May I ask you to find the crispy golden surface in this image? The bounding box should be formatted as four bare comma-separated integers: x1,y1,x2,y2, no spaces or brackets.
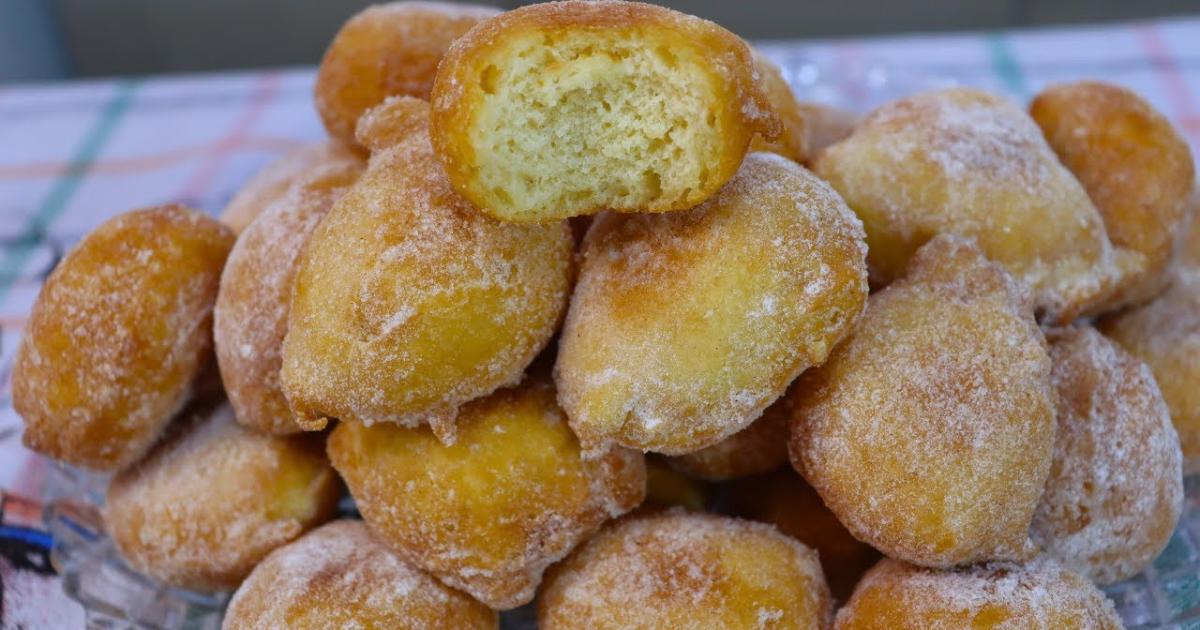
749,51,809,164
667,395,790,481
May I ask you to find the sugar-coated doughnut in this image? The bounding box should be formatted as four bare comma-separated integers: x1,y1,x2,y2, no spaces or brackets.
538,509,833,629
13,205,233,471
103,401,340,592
223,520,497,630
314,1,499,147
749,51,809,164
1033,325,1182,584
667,395,790,481
215,154,364,434
281,97,573,442
799,101,856,162
1177,191,1200,274
556,153,867,456
815,87,1117,323
429,0,779,222
644,456,710,510
327,375,644,609
791,235,1054,568
834,557,1122,629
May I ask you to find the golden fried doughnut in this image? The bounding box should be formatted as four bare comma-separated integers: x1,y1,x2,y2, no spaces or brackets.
749,51,809,164
834,557,1122,629
13,205,233,471
791,235,1054,568
223,520,497,629
1033,325,1182,584
1032,81,1195,310
429,0,779,222
729,469,881,602
327,375,644,609
215,155,364,434
556,153,867,456
1177,191,1200,273
667,395,790,481
1100,274,1200,472
644,456,710,510
538,510,833,629
815,87,1117,322
314,1,499,146
219,141,364,235
799,101,856,162
281,97,573,442
103,401,340,592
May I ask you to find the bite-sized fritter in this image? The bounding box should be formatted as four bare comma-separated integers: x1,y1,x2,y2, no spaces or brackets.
667,395,791,481
749,51,809,164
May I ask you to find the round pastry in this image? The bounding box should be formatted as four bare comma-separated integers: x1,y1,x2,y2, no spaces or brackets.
814,87,1117,323
215,155,364,434
791,235,1055,568
749,51,809,164
667,395,791,481
281,96,573,442
103,401,340,592
1033,325,1182,584
429,0,780,222
798,101,856,162
220,141,364,235
556,152,867,456
1031,80,1195,310
1177,192,1200,274
644,456,711,510
538,510,833,629
13,205,233,471
223,520,497,630
834,557,1122,629
314,1,499,146
327,375,644,610
729,469,881,602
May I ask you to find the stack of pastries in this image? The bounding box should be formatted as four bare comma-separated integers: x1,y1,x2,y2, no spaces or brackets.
12,1,1197,628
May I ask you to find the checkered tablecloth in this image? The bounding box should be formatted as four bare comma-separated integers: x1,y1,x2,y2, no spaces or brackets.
1,15,1199,627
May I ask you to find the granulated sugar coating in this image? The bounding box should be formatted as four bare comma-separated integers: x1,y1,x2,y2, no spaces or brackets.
790,235,1055,568
12,205,233,471
327,375,644,610
667,394,791,481
835,556,1122,629
814,87,1118,323
1034,325,1183,585
280,96,573,444
556,152,867,456
538,509,832,629
222,520,497,630
214,156,364,435
103,401,341,593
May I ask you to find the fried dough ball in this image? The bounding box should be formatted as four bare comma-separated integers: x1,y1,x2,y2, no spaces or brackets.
1033,325,1182,585
215,156,364,434
223,520,497,630
13,205,233,471
556,153,867,456
219,141,364,235
103,401,340,592
538,510,833,629
667,395,790,481
791,235,1054,568
1100,274,1200,471
799,101,856,162
834,557,1122,629
281,97,573,442
327,375,644,609
429,0,780,222
729,469,881,602
814,87,1117,323
749,51,808,164
644,456,710,510
314,1,499,146
1177,191,1200,273
1032,81,1195,310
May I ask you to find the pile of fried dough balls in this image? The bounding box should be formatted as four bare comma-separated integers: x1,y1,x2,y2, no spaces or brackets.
12,1,1199,628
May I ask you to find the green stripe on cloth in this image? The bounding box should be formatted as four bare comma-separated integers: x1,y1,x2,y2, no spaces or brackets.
0,80,139,304
985,33,1029,98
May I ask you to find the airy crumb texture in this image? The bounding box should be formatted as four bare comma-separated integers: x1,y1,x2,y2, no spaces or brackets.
748,51,809,164
538,509,833,629
223,520,497,630
1034,325,1183,585
13,205,233,471
103,401,340,593
556,153,867,456
280,96,573,443
667,395,791,481
327,375,645,610
1032,81,1195,312
835,557,1122,629
815,87,1117,323
314,1,499,146
430,0,779,222
791,235,1054,568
